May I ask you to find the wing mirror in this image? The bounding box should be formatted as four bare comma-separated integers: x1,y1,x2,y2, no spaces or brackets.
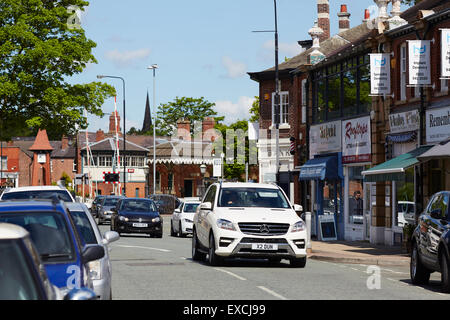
64,287,97,300
102,231,120,245
293,204,303,212
174,208,181,213
82,245,105,264
430,209,442,220
200,202,212,211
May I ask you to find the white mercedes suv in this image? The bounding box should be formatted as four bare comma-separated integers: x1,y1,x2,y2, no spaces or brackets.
192,182,307,267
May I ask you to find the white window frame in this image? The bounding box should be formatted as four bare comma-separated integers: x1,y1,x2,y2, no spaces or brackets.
441,78,449,93
400,43,407,101
272,91,289,125
1,156,8,171
301,79,307,124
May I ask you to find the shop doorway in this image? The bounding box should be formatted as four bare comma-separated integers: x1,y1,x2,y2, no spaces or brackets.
364,182,375,241
184,179,193,197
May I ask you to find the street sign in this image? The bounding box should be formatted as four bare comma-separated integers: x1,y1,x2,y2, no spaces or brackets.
213,158,222,177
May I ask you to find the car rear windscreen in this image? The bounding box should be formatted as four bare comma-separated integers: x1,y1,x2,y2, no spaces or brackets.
1,190,73,202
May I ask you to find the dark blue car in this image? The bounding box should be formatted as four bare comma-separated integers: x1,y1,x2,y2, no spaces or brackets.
110,198,162,238
0,200,104,293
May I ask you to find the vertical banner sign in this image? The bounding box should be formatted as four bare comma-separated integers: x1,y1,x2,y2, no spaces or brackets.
370,53,391,95
441,29,450,78
408,40,431,85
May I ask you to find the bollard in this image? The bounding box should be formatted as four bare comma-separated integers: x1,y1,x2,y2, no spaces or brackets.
305,211,312,252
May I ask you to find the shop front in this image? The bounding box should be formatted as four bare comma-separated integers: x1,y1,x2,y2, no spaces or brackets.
300,120,344,241
341,116,372,241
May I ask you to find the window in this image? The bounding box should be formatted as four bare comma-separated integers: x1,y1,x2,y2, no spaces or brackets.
203,185,217,207
312,54,370,124
156,172,161,192
400,43,407,101
348,166,364,225
442,78,449,92
0,156,6,171
272,92,289,124
301,79,307,124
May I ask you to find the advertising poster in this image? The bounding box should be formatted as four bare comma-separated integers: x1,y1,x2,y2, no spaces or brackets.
370,53,391,95
342,116,371,164
408,40,431,85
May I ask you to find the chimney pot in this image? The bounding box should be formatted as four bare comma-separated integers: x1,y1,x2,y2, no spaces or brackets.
340,4,347,13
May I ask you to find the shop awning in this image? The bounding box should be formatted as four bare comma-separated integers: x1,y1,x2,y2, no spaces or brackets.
417,139,450,162
299,156,338,181
362,145,433,182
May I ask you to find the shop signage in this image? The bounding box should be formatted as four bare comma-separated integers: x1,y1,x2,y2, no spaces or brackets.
408,40,431,85
389,110,420,134
342,116,371,164
426,106,450,143
369,53,391,95
309,120,341,159
441,29,450,78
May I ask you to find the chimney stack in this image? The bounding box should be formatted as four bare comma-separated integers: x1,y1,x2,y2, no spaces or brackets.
338,4,351,33
317,0,330,42
61,135,69,150
109,111,121,134
363,8,370,23
176,118,191,141
96,129,105,142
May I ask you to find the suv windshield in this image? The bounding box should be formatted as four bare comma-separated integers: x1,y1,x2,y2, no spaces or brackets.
0,240,41,300
0,212,75,262
1,190,73,202
218,188,290,209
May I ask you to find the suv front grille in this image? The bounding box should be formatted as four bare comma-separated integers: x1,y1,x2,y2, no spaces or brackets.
238,223,290,236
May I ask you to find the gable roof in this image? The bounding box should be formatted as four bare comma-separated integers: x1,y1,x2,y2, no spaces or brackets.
29,129,53,151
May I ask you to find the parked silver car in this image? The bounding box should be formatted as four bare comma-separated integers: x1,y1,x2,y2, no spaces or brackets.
97,196,125,225
66,202,119,300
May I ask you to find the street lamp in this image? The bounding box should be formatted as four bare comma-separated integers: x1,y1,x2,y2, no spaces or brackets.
147,64,158,195
97,75,127,196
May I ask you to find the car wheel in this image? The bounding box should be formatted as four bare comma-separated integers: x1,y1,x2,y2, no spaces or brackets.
208,233,223,266
440,252,450,293
178,222,184,238
170,220,176,237
290,257,306,268
192,229,206,261
410,241,430,285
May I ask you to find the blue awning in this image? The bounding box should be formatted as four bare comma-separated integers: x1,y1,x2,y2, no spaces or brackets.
298,156,338,181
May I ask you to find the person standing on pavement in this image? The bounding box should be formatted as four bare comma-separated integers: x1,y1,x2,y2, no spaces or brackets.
349,190,363,223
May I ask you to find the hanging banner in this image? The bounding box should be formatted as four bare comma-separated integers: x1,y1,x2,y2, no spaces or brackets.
441,29,450,78
369,53,391,95
342,116,371,164
408,40,431,85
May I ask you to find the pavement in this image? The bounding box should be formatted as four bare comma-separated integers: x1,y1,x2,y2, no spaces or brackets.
307,240,411,266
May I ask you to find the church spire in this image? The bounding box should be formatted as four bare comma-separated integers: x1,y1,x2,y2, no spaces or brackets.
142,91,152,132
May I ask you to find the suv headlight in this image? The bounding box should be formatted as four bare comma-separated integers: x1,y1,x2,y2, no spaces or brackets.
216,219,236,231
119,216,129,222
88,260,102,280
291,220,306,233
152,217,161,223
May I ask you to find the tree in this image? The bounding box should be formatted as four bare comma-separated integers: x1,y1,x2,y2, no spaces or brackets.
155,97,221,136
214,120,257,181
0,0,116,140
249,96,260,123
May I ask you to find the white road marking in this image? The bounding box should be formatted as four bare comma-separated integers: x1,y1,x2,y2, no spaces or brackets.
257,286,288,300
114,244,171,252
213,268,247,281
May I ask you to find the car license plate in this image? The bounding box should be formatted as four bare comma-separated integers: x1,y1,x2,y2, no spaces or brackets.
251,243,278,251
132,223,148,228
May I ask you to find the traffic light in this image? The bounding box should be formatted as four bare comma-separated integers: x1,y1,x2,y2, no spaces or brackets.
104,172,119,184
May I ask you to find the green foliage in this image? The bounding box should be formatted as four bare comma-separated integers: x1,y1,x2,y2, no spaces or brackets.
60,171,73,191
0,0,116,140
249,96,260,123
214,120,257,181
155,97,218,136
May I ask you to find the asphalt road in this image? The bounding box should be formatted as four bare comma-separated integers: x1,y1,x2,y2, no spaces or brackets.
100,216,450,301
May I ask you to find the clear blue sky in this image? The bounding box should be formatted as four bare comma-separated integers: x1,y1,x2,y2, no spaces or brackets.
70,0,410,132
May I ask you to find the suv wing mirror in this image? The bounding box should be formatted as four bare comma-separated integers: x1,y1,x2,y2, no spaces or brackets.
293,204,303,212
200,202,212,211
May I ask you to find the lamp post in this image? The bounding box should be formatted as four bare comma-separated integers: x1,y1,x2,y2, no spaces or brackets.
147,64,158,195
97,75,127,196
200,163,207,198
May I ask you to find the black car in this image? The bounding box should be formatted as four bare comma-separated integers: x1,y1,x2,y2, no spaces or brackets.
111,198,163,238
410,191,450,293
149,194,180,215
90,195,105,218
